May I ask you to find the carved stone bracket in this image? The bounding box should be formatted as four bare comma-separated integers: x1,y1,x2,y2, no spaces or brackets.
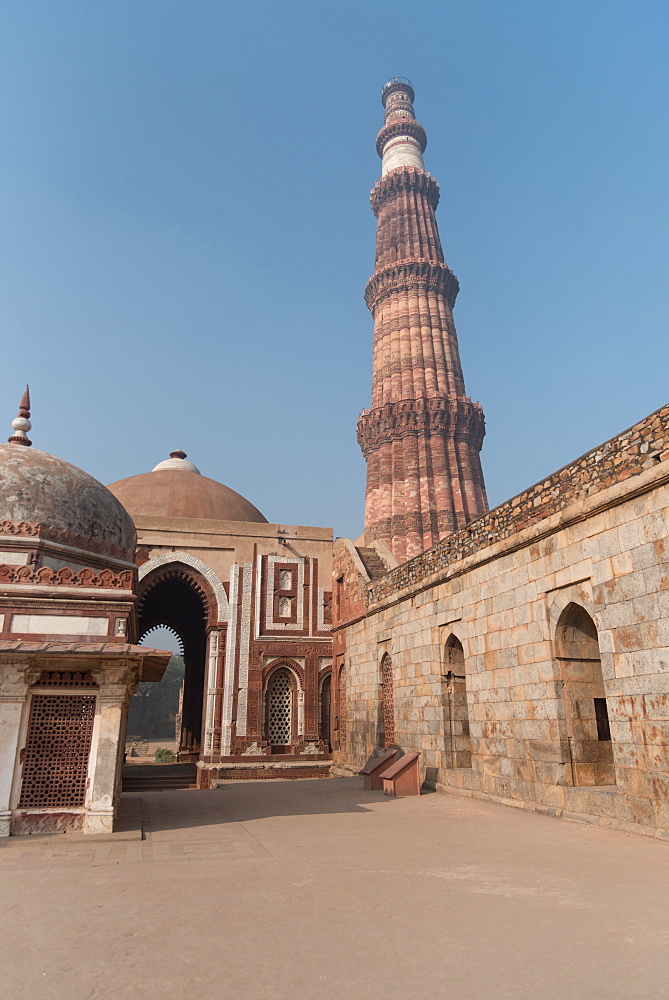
364,260,460,313
370,165,440,216
375,119,427,158
357,396,486,457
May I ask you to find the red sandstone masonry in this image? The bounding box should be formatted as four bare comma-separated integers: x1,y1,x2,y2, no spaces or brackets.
359,122,488,561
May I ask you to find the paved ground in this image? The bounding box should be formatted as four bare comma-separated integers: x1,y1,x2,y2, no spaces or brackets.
2,778,669,1000
124,738,178,763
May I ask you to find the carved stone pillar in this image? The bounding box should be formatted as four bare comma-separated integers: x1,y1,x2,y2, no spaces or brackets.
86,660,139,835
0,659,31,837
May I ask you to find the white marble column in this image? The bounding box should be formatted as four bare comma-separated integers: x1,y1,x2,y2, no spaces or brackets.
85,661,139,835
0,659,30,837
203,630,220,756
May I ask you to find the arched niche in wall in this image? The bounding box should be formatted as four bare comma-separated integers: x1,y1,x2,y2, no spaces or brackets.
556,603,616,787
381,653,395,748
443,634,472,769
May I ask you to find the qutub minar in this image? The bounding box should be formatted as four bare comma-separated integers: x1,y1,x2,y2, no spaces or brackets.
357,77,487,562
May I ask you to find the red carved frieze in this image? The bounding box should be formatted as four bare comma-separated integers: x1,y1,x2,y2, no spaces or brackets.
0,564,134,590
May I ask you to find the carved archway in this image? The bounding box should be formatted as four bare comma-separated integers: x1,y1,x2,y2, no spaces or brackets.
138,551,229,623
137,561,220,759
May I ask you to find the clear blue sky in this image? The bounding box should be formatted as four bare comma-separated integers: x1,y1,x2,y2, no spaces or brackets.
1,1,667,540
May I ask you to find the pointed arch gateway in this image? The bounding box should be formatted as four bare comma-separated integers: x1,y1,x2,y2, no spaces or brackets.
138,551,229,621
137,558,221,759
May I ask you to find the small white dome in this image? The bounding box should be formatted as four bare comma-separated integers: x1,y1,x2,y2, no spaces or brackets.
152,450,201,475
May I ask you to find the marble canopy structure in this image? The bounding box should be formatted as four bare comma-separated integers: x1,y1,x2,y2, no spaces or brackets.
0,391,170,836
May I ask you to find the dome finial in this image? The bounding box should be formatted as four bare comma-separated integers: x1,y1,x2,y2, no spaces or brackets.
152,451,201,474
8,385,32,447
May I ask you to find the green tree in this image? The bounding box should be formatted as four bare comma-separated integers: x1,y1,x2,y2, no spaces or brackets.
127,654,185,739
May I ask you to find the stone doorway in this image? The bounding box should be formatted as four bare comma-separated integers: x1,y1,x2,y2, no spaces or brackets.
136,565,214,762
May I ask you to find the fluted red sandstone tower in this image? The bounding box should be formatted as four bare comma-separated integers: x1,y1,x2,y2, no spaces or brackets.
357,78,488,562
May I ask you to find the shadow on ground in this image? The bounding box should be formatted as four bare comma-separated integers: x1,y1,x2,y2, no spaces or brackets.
119,776,399,833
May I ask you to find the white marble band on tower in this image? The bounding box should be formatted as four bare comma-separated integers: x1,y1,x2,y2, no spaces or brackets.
381,138,425,175
378,77,427,176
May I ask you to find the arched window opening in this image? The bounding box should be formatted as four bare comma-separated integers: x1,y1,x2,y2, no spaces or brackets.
381,654,395,748
556,603,616,786
320,674,332,751
265,668,296,751
443,636,472,769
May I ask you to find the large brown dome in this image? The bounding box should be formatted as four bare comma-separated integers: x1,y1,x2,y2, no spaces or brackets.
0,443,137,559
108,466,267,524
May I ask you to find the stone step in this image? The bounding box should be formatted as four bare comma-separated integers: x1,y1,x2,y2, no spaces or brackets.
123,781,197,791
356,547,388,580
121,762,197,792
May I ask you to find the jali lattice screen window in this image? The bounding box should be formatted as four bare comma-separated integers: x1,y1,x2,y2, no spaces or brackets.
19,693,96,808
268,670,293,745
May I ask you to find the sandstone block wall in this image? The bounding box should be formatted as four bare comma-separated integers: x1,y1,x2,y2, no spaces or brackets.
334,406,669,838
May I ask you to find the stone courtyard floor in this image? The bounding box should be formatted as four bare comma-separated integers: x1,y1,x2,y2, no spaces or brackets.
2,778,669,1000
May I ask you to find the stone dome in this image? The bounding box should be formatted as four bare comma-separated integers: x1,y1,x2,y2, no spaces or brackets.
108,456,267,524
0,443,137,559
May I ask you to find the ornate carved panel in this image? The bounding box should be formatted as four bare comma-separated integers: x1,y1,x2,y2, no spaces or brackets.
19,694,96,808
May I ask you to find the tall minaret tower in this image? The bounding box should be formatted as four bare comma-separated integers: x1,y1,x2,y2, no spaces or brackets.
357,78,488,563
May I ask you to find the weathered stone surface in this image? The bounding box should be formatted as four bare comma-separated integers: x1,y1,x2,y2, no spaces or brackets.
334,406,669,837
